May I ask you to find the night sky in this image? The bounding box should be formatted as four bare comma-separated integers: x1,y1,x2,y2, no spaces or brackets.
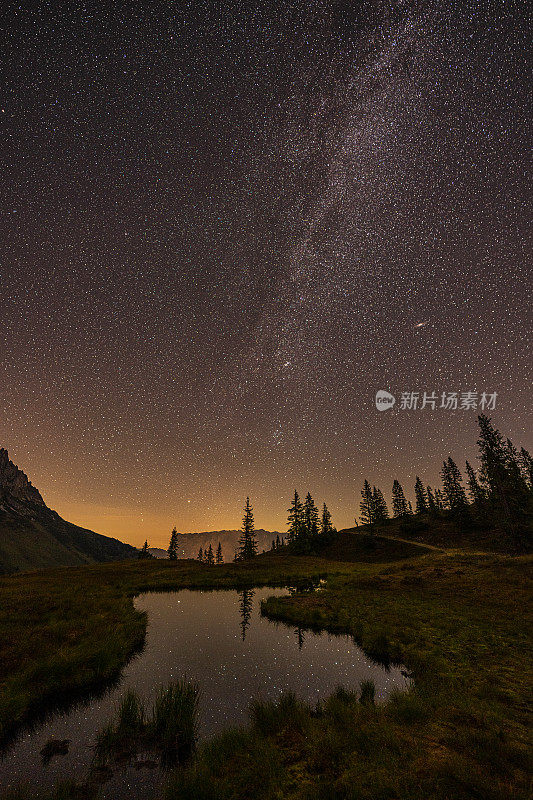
2,1,531,545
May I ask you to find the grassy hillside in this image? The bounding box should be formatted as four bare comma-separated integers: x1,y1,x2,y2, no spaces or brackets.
0,500,138,574
0,448,138,573
0,529,530,800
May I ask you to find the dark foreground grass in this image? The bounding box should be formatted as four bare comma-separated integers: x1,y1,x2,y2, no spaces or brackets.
0,540,531,799
164,551,532,800
0,554,342,748
95,680,199,768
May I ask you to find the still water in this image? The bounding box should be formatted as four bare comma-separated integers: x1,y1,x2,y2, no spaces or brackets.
0,588,409,797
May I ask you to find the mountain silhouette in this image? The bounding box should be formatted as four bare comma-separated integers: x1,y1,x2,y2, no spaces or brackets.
0,448,137,573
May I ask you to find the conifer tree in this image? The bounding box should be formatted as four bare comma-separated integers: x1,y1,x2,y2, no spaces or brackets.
360,480,374,531
434,488,446,510
216,542,223,563
465,460,484,504
392,479,409,517
441,458,468,511
238,497,258,560
519,448,533,487
372,487,389,523
320,503,334,535
276,534,281,548
303,492,320,537
477,414,511,505
271,538,276,551
287,490,304,543
426,485,437,514
206,543,215,565
168,527,178,560
414,477,427,513
505,439,528,495
138,540,151,559
197,546,203,562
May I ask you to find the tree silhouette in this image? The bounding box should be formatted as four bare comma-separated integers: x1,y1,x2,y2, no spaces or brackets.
434,488,446,510
392,480,409,517
426,485,437,514
238,497,258,560
477,414,512,509
216,542,223,563
303,492,320,537
414,477,427,513
138,540,152,559
197,547,203,562
206,543,215,565
372,486,389,523
519,448,533,487
441,457,468,512
167,527,178,560
360,480,374,531
320,503,334,535
287,490,304,543
465,460,484,504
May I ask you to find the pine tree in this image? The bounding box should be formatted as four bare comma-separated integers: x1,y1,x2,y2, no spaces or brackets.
287,490,304,543
426,485,437,514
216,542,223,563
168,527,178,560
505,439,528,495
392,480,409,517
138,540,151,559
434,488,446,510
372,487,389,523
197,546,204,562
477,416,530,544
206,543,215,565
276,534,281,548
320,503,334,535
465,460,484,504
238,497,258,560
303,492,320,537
360,480,374,531
519,448,533,487
414,477,427,513
441,458,468,511
271,538,276,551
477,414,511,505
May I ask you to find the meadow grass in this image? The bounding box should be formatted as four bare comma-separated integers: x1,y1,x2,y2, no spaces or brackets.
0,554,340,747
94,680,199,768
0,536,531,799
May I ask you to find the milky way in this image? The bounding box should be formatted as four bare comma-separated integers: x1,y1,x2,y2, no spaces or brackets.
1,1,530,543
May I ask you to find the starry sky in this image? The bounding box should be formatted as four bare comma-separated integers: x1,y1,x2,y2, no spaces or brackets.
1,1,531,546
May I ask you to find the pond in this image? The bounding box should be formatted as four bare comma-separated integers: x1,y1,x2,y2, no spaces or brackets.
0,587,410,798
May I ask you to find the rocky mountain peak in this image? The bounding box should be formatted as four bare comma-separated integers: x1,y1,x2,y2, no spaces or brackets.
0,448,46,506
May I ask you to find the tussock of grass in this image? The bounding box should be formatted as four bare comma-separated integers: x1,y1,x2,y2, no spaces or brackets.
150,679,199,764
251,692,310,735
95,679,199,769
164,728,285,800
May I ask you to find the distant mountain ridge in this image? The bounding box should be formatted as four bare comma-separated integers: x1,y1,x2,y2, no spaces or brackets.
0,449,137,573
149,529,283,561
